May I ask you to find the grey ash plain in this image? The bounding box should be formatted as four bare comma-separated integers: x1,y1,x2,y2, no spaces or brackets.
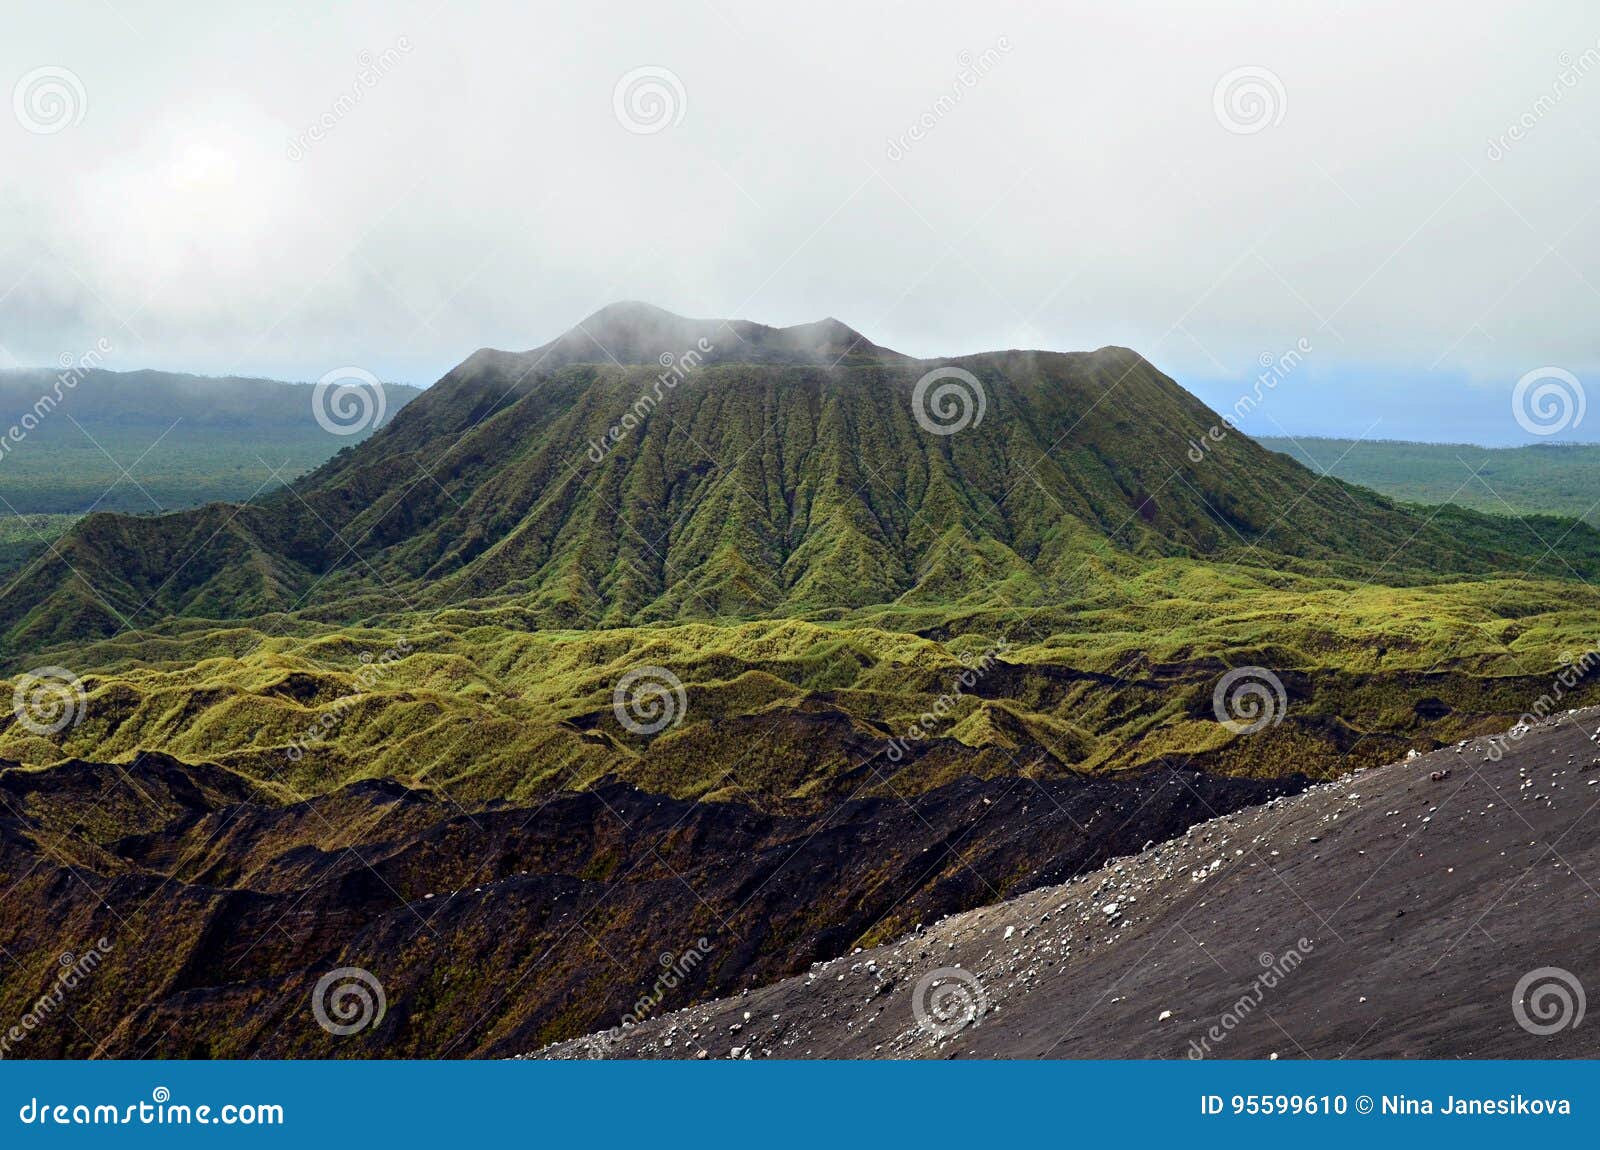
540,709,1600,1060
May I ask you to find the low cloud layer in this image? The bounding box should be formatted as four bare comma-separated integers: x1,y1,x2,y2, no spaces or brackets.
2,0,1597,442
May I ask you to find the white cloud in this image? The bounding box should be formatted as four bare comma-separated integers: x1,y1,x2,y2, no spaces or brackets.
0,0,1596,442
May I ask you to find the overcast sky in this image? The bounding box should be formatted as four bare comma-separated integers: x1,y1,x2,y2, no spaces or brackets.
2,1,1597,443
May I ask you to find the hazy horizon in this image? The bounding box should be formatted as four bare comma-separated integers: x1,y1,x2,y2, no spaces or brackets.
3,0,1598,444
0,298,1591,447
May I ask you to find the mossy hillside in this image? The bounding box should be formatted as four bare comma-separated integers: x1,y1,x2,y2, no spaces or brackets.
5,307,1599,802
9,323,1600,656
5,560,1597,800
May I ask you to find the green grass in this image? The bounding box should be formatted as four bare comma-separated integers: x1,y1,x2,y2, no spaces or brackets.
9,351,1600,659
6,555,1596,803
6,337,1600,802
0,427,363,515
0,369,419,578
1260,437,1600,526
0,514,79,576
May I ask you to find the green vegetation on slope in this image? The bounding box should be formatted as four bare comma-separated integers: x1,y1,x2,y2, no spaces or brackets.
0,424,379,515
0,368,422,513
0,514,79,574
1261,437,1600,526
3,307,1599,804
0,369,421,574
6,320,1600,657
4,552,1595,805
6,309,1600,1062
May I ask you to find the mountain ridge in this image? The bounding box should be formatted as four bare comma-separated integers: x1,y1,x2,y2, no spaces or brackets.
449,302,911,385
3,304,1599,659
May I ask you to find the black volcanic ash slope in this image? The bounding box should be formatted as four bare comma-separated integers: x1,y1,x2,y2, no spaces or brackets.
0,750,1300,1057
541,709,1600,1061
